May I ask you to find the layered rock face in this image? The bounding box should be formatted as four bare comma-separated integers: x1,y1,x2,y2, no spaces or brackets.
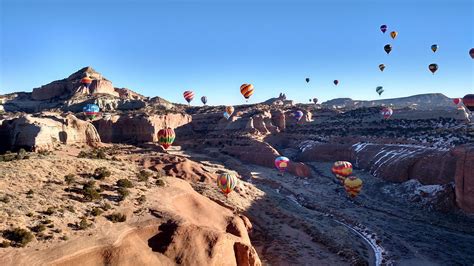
0,113,101,152
452,145,474,213
93,113,191,143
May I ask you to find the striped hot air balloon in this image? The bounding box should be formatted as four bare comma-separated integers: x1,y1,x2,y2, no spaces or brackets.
331,161,353,183
183,91,194,104
344,176,363,198
463,94,474,111
381,107,393,119
379,64,385,72
82,104,100,120
81,77,93,89
216,172,237,196
240,84,254,101
157,128,175,149
376,86,384,96
275,156,290,173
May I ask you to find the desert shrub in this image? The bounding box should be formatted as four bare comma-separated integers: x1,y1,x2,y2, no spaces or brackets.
43,207,55,215
0,240,11,248
137,170,152,182
77,218,90,230
93,167,111,180
82,181,101,201
26,212,34,217
0,196,10,204
101,202,112,211
117,187,130,201
65,205,75,213
156,178,167,187
90,207,103,217
116,179,133,188
2,228,34,247
16,149,27,160
106,213,126,223
31,224,46,233
137,195,146,205
78,148,107,160
64,174,76,185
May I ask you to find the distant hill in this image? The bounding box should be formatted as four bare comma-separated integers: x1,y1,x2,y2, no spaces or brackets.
321,93,455,110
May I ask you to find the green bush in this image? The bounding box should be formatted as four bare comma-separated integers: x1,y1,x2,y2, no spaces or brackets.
90,207,103,217
101,202,112,211
93,167,111,180
0,240,11,248
137,195,146,205
156,178,166,187
137,170,152,182
43,207,55,215
77,218,90,230
116,179,133,188
64,174,76,185
0,196,10,204
82,181,101,201
31,224,46,233
106,213,126,223
117,187,130,201
2,228,34,247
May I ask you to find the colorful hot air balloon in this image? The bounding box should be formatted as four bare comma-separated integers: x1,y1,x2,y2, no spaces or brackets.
157,128,175,149
81,77,93,89
183,91,194,104
305,78,310,83
240,84,254,101
376,86,384,96
226,106,235,116
469,48,474,59
82,104,100,120
216,172,238,196
384,44,392,54
344,176,363,198
201,96,207,105
390,31,398,39
379,64,386,72
381,107,393,119
275,156,290,173
431,44,438,53
463,94,474,111
223,112,230,120
429,63,438,74
380,24,387,34
333,80,339,86
295,110,304,121
331,161,353,184
313,98,318,104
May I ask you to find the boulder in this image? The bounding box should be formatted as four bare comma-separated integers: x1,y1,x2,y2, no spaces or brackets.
452,145,474,213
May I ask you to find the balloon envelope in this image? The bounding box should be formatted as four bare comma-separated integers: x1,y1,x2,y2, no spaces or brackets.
223,112,230,120
83,104,100,119
376,86,384,96
333,80,339,86
431,44,438,52
81,77,92,89
429,64,438,74
381,107,393,119
295,110,304,121
183,91,195,103
313,98,318,104
331,161,353,183
305,78,310,83
226,106,235,116
275,156,290,172
216,173,237,195
390,31,398,39
157,128,175,149
384,44,392,54
379,64,385,72
463,94,474,111
344,176,363,198
240,84,254,100
380,24,387,33
470,48,474,59
201,96,207,105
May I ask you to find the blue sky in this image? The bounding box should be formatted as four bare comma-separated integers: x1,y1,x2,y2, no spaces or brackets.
1,0,473,105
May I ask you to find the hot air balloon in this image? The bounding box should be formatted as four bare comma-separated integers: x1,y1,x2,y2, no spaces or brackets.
157,128,175,149
309,99,312,103
381,107,393,119
463,94,474,111
380,24,387,34
333,80,339,86
305,78,310,83
384,44,392,54
240,84,254,101
275,156,290,173
376,86,384,96
344,176,363,198
216,172,237,196
469,48,474,59
223,112,230,120
313,98,318,104
453,98,461,105
379,64,386,72
226,106,234,116
83,104,100,120
183,91,194,104
390,31,398,39
81,77,93,89
201,96,207,105
431,44,438,53
428,63,438,74
331,161,353,184
295,110,304,121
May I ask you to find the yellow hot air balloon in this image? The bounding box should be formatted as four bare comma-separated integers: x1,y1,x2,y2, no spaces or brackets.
226,106,234,116
343,176,363,198
390,31,398,39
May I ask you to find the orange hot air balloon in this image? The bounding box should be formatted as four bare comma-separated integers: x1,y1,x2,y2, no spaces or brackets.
240,84,254,101
226,106,235,116
157,128,175,149
331,161,353,183
344,176,363,198
81,77,93,89
390,31,398,39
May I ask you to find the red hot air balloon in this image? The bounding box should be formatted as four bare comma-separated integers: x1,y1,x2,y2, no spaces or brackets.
333,80,339,86
428,64,438,74
381,107,393,119
453,98,461,105
183,91,194,104
157,128,176,149
463,94,474,111
380,25,387,34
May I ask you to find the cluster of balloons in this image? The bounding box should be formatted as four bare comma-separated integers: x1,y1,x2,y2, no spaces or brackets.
331,161,363,198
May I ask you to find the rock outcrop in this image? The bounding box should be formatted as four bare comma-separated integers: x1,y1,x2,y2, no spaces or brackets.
0,113,101,152
93,113,191,143
452,145,474,213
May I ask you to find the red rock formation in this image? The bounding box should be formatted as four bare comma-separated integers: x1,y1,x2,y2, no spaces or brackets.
452,145,474,213
89,79,119,97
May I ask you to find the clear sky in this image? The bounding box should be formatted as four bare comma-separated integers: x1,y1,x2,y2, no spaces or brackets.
0,0,473,105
